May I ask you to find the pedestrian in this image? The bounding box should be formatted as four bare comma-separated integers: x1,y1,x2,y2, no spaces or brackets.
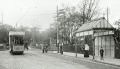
84,43,89,57
41,44,45,53
60,43,63,55
45,44,48,53
24,41,28,50
100,47,104,60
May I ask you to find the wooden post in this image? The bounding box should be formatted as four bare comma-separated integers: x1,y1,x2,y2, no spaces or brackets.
92,32,95,59
9,35,11,50
56,5,59,53
75,43,77,58
98,32,99,56
110,34,112,56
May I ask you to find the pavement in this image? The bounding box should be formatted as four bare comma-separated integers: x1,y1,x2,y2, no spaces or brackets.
51,51,120,67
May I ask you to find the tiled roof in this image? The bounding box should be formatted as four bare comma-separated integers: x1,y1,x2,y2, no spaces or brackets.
76,17,114,32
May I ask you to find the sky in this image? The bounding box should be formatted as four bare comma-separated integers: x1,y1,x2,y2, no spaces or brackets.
0,0,119,31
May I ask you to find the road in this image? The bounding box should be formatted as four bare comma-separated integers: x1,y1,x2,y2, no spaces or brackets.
0,49,119,69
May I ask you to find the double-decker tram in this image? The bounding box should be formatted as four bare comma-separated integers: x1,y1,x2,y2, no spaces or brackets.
9,31,25,54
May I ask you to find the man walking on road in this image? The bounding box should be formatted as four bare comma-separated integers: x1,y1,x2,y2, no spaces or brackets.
100,47,104,60
24,40,28,50
41,44,45,53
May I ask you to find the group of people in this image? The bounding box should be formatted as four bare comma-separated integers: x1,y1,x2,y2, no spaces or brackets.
40,43,104,60
84,43,104,60
24,42,104,60
41,44,48,53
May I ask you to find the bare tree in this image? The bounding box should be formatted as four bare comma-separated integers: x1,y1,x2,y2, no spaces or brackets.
53,0,100,45
79,0,100,24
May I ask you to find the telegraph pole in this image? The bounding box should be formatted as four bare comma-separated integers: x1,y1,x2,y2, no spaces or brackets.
92,34,95,59
1,12,3,24
107,8,109,28
56,5,59,53
49,37,51,49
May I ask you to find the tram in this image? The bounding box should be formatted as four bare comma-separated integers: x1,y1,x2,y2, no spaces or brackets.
9,31,25,54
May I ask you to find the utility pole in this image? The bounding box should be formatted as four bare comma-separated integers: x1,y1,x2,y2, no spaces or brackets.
1,12,3,24
15,23,18,28
49,37,51,49
56,5,59,53
92,34,95,59
75,42,77,58
107,8,109,28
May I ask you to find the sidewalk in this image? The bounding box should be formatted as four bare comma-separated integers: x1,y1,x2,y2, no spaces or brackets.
52,51,120,67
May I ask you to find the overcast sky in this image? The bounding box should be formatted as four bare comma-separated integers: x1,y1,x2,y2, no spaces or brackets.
0,0,119,31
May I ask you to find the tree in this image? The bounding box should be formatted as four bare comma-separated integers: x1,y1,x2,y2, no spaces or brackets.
114,19,120,29
79,0,100,24
30,26,41,44
53,0,100,45
0,24,14,43
56,6,83,44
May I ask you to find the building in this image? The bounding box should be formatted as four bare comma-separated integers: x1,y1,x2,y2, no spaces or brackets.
75,17,116,58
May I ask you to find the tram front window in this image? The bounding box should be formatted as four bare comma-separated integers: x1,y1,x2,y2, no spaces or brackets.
11,36,24,46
